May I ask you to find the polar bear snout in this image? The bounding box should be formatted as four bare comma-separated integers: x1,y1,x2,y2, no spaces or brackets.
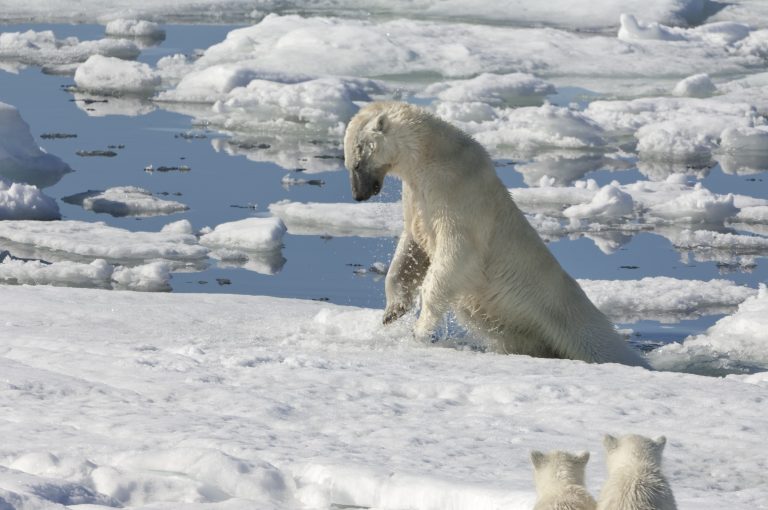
350,170,383,201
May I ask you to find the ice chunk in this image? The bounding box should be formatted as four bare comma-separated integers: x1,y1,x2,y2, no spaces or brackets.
200,217,287,252
62,186,188,217
0,29,139,67
112,261,172,291
649,285,768,375
269,200,402,237
424,73,555,107
0,102,73,188
563,182,634,222
0,180,60,220
75,54,161,95
104,19,166,40
672,73,717,97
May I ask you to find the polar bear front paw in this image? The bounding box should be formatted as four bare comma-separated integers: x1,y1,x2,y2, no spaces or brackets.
383,302,409,324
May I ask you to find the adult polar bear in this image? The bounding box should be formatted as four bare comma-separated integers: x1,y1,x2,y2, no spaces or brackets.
344,101,648,367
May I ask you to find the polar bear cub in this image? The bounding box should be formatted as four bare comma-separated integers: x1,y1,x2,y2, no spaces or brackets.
531,450,597,510
343,101,649,367
598,434,677,510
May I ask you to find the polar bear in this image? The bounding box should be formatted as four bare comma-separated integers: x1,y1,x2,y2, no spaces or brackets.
597,434,677,510
343,101,648,366
531,450,597,510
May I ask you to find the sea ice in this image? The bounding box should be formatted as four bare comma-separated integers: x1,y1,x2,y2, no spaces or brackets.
200,216,287,252
74,54,161,95
269,200,402,237
62,186,188,217
0,29,139,67
672,73,717,97
0,179,60,220
104,18,166,39
0,102,72,188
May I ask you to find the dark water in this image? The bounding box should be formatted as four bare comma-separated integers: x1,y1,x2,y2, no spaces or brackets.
1,23,767,349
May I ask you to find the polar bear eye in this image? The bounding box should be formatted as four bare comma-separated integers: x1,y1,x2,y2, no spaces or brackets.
368,141,376,151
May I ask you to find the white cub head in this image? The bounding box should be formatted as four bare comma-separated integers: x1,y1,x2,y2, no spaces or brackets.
603,434,667,470
530,450,590,491
343,102,410,201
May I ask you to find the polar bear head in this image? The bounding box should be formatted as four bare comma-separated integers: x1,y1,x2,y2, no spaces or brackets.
530,450,590,489
603,434,666,468
343,102,405,201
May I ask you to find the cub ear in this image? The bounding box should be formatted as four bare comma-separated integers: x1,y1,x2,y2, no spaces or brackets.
654,436,667,451
530,451,546,469
575,451,590,464
603,434,619,451
373,113,388,133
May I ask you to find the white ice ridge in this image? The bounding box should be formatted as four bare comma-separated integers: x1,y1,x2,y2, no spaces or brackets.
74,55,161,95
0,180,60,220
0,285,766,509
0,219,208,265
62,186,188,217
0,258,171,291
0,29,139,67
0,102,72,188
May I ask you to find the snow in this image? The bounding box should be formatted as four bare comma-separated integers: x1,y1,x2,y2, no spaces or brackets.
0,102,72,188
62,186,188,217
0,284,766,510
199,217,287,252
74,54,161,95
0,180,60,220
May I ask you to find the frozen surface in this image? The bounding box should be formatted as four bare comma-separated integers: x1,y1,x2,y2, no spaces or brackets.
0,180,60,220
200,217,287,252
0,29,139,67
0,102,72,188
269,200,402,238
62,186,188,217
0,284,766,510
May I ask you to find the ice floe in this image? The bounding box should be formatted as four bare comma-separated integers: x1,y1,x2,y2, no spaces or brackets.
104,18,166,40
74,54,161,95
0,219,208,267
0,29,139,68
649,284,768,375
0,256,171,291
62,186,188,217
200,217,287,252
0,102,72,188
269,200,402,237
0,180,60,220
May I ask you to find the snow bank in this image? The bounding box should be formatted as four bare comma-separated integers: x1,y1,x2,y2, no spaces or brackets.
104,19,165,39
0,29,139,67
0,257,171,291
0,285,766,510
0,102,72,188
74,54,161,95
0,219,208,265
200,217,287,252
62,186,188,217
269,200,402,237
0,180,60,220
649,285,768,375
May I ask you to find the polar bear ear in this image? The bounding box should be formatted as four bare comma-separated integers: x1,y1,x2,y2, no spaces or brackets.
530,451,546,468
603,434,619,451
575,451,590,464
372,112,389,133
654,436,667,451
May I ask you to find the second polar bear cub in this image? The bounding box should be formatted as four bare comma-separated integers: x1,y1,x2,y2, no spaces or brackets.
531,450,597,510
343,101,648,366
598,434,677,510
